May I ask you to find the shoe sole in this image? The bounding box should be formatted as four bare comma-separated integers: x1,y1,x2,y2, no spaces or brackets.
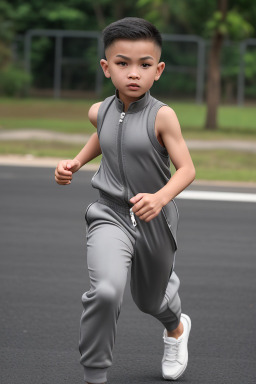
162,314,191,381
162,359,188,381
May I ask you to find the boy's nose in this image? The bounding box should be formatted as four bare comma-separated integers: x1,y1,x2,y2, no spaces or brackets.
128,71,140,80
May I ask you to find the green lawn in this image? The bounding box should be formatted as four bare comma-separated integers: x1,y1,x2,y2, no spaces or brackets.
0,118,95,134
190,150,256,182
1,98,256,182
1,97,256,139
0,140,99,162
170,150,256,183
1,140,256,182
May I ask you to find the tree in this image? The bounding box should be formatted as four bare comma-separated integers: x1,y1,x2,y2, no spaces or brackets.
0,1,15,70
205,0,253,130
137,0,255,129
2,0,256,101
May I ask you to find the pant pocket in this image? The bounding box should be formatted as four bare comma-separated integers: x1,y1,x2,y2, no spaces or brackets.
85,201,97,228
162,199,179,250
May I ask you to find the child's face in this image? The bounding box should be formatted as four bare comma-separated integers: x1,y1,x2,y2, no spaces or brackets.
100,39,165,104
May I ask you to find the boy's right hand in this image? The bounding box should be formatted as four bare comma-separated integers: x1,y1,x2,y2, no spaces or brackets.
55,159,81,185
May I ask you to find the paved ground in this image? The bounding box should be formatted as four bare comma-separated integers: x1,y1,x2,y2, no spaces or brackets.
1,166,256,384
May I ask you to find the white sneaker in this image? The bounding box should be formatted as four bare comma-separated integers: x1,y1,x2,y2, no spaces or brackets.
162,313,191,381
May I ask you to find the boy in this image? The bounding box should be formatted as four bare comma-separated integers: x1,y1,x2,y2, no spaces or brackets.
55,17,195,384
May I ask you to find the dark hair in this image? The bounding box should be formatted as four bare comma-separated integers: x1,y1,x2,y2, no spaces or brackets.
102,17,162,51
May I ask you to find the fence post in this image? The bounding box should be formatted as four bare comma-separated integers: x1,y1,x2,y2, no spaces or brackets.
24,31,32,75
237,40,246,106
54,34,63,99
96,34,104,96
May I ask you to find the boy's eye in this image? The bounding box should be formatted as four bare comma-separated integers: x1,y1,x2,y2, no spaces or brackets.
117,61,127,66
141,63,151,68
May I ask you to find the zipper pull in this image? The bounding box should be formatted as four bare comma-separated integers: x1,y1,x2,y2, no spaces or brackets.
119,112,126,123
129,208,137,227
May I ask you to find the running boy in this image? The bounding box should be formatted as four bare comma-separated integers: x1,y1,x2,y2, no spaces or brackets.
55,17,195,384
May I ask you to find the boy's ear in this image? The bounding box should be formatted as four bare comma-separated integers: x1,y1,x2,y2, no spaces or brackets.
155,61,165,81
100,59,111,78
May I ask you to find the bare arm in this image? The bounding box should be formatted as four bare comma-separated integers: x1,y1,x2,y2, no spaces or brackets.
154,106,196,204
74,101,102,167
73,131,101,168
55,102,102,185
130,106,195,221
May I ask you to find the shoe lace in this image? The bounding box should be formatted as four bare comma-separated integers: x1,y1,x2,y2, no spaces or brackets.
165,339,182,363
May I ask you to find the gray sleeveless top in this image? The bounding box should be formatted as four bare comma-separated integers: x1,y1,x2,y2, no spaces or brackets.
92,90,173,204
91,90,179,245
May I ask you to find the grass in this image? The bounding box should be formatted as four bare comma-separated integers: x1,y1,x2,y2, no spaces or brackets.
0,118,95,134
1,97,256,182
190,150,256,182
1,97,256,140
169,149,256,183
1,140,256,182
0,140,99,162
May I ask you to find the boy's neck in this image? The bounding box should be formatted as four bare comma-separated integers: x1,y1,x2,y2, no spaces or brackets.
116,89,146,112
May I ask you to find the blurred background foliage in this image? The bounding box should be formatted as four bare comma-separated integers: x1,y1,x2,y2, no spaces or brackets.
0,0,255,100
1,0,256,180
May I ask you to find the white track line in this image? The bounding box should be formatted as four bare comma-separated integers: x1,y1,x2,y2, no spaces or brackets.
177,190,256,203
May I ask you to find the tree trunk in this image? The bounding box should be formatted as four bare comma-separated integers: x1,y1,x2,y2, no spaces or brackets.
205,0,228,130
205,32,224,129
92,4,106,29
114,3,125,20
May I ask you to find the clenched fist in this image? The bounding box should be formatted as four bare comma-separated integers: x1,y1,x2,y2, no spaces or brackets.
55,159,81,185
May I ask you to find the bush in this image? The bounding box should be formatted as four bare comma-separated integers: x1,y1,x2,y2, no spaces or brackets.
0,65,31,96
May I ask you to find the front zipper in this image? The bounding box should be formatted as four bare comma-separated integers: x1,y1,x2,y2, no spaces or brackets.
129,208,137,227
118,111,137,228
117,111,129,203
119,111,125,123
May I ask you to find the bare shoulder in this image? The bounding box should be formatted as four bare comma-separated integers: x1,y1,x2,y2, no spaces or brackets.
88,102,102,128
155,105,181,136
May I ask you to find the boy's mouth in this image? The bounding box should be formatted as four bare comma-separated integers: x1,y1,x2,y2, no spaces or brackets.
127,83,140,90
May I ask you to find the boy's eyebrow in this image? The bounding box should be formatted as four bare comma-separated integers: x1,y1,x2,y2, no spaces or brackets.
140,56,154,61
115,54,154,61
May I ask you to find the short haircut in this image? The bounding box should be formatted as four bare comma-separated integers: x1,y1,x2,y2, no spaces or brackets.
102,17,162,52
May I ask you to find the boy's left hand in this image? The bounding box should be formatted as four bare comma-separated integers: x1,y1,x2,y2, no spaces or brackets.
130,193,164,222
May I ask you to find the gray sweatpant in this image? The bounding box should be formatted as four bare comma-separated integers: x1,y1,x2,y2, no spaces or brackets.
79,194,181,384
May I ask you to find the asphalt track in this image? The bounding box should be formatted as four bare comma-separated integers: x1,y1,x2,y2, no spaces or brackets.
1,166,256,384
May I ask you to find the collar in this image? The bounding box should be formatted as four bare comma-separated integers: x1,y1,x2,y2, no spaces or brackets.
115,89,151,113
